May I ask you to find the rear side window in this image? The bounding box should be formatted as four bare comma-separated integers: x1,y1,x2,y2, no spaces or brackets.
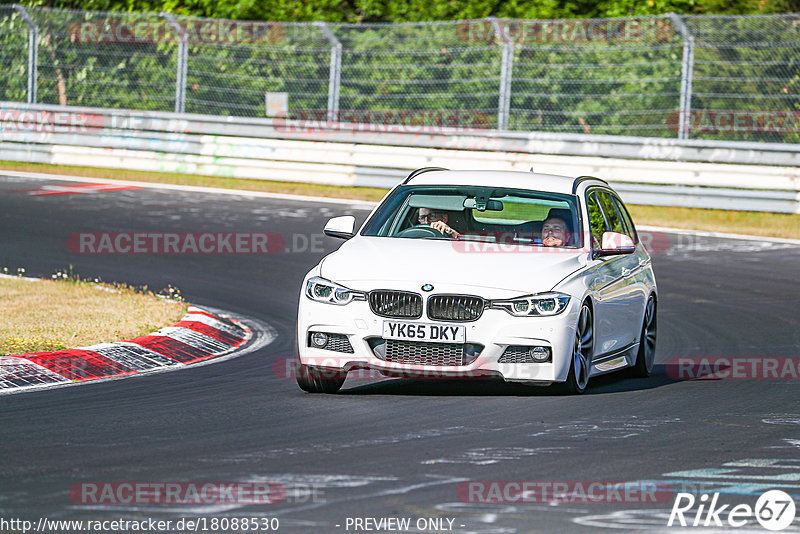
611,195,638,243
596,192,625,235
586,193,606,249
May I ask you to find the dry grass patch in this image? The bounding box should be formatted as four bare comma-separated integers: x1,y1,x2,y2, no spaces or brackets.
0,276,186,356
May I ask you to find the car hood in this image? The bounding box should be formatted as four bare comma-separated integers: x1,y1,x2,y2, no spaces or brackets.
320,236,587,294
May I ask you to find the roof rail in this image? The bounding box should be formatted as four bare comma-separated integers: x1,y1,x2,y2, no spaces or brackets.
402,167,448,184
572,175,608,194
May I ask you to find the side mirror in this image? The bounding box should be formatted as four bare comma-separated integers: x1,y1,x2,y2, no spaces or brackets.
323,216,356,240
594,231,635,258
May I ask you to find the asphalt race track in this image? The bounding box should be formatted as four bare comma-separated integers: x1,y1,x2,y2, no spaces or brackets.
1,174,799,533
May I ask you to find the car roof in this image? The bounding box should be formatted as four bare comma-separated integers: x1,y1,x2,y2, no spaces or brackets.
404,169,602,195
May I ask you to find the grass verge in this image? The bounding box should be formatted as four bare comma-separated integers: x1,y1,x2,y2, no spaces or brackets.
0,272,186,356
627,204,800,240
1,160,798,239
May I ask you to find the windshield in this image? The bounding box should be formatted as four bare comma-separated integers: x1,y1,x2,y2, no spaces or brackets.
361,185,582,248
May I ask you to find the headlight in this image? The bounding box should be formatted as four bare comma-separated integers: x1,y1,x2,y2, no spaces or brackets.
490,292,571,317
305,277,365,305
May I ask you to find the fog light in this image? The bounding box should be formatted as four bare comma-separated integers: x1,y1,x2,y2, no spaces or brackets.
529,346,551,362
310,332,328,348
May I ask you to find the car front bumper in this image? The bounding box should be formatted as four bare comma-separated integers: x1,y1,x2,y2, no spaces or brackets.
297,289,581,384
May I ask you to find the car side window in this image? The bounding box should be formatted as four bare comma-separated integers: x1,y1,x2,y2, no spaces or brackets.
611,195,638,243
586,192,607,250
596,192,626,236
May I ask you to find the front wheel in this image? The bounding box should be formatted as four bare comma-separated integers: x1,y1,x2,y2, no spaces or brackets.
559,303,593,395
630,297,657,378
296,363,347,393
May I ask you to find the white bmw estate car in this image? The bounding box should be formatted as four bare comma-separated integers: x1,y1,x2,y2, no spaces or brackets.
296,168,657,394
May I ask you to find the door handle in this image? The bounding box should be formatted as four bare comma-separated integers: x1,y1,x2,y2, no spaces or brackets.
621,268,632,277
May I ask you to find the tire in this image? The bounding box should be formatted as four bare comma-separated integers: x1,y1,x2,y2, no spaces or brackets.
559,303,593,395
294,338,346,393
296,363,347,393
630,296,657,378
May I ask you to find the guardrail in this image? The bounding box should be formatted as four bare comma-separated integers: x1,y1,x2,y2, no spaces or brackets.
1,102,799,213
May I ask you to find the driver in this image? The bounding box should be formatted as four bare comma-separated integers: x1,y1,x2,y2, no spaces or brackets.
418,208,460,239
541,215,571,247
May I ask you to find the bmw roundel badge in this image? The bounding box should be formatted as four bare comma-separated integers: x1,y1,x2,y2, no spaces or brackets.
421,284,434,292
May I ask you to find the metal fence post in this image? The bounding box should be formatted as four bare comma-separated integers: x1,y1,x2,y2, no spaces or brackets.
315,21,341,122
162,12,188,114
488,18,514,131
13,4,38,104
668,13,695,140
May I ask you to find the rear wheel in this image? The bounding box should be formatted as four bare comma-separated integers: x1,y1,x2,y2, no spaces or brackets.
630,297,657,378
296,363,347,393
560,303,593,395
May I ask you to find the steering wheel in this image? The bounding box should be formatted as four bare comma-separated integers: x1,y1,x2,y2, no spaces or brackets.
397,225,447,239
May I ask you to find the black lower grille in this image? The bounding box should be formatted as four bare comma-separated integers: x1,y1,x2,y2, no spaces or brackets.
498,346,551,363
382,340,465,366
427,295,485,322
498,346,535,363
308,333,354,353
369,339,483,366
369,290,422,318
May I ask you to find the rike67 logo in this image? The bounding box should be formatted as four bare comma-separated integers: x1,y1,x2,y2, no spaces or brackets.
668,490,796,531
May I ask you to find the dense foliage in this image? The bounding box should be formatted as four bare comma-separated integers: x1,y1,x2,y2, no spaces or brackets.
3,0,800,22
1,1,798,143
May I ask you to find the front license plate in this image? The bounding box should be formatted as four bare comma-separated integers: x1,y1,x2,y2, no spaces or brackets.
382,321,466,343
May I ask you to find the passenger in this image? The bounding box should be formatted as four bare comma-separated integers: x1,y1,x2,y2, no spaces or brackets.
417,208,461,239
